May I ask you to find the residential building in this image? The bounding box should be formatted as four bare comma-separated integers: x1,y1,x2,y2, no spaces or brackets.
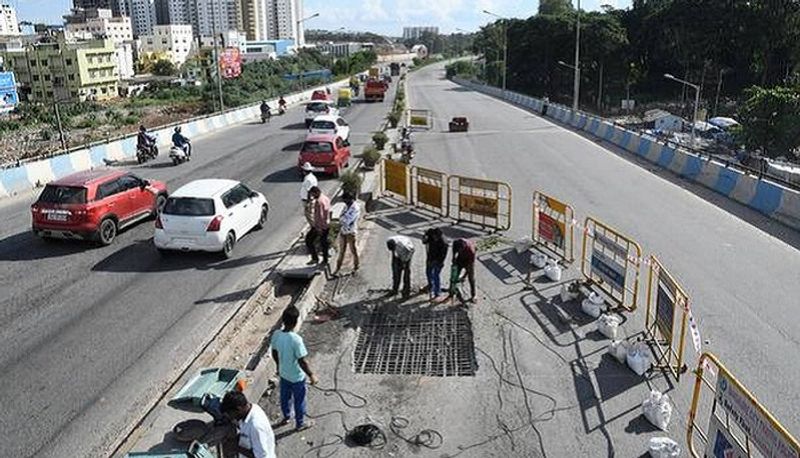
241,38,291,62
139,24,194,66
1,38,119,102
65,9,133,45
72,0,123,15
117,0,156,37
154,0,191,25
264,0,304,45
239,0,267,41
0,4,21,36
402,26,438,40
115,41,135,78
199,29,245,51
317,42,363,58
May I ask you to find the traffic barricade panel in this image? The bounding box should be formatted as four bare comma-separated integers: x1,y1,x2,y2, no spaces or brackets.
645,255,690,380
380,158,410,203
580,216,642,311
532,191,575,262
411,166,447,216
447,175,512,231
408,108,433,130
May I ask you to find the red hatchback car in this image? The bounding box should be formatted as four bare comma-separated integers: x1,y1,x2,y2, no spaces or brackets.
298,133,351,177
31,169,168,245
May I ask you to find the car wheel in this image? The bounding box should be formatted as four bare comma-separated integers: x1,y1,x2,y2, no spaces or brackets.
153,194,167,217
98,218,117,246
221,231,236,259
256,204,268,230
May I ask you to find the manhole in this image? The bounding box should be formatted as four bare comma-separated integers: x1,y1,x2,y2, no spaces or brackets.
353,308,477,376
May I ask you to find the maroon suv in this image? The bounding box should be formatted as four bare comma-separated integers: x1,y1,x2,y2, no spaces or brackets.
31,169,168,245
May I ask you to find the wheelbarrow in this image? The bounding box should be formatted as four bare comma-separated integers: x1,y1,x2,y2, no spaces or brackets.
448,117,469,132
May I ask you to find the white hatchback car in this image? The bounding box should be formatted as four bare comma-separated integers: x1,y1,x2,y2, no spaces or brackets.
304,101,339,127
309,115,350,143
154,179,269,258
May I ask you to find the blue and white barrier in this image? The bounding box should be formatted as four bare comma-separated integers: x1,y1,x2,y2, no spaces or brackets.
450,77,800,230
0,77,354,199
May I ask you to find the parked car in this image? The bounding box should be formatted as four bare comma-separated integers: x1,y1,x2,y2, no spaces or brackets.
31,169,167,245
304,101,339,127
154,179,268,258
309,115,350,143
297,133,351,177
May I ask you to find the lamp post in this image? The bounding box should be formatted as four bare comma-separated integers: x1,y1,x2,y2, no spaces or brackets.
482,10,507,93
665,73,701,147
571,0,581,111
296,12,319,48
714,68,729,117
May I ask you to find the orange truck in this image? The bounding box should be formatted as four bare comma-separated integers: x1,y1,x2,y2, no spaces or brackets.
364,78,387,102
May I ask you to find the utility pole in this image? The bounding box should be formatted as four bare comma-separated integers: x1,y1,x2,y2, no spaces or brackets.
211,0,224,111
572,0,581,111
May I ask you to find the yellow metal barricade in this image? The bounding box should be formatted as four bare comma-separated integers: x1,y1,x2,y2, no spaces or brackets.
447,175,512,231
411,166,447,216
408,108,432,130
645,255,689,380
380,158,410,203
580,216,642,311
532,191,575,262
687,352,800,458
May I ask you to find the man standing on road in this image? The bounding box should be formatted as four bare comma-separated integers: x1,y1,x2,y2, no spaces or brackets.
271,305,319,432
307,187,331,265
334,192,360,275
300,162,318,258
220,390,276,458
386,235,415,298
448,238,477,304
422,227,448,301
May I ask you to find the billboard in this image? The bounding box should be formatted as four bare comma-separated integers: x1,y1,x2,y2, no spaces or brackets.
0,72,19,113
219,48,242,79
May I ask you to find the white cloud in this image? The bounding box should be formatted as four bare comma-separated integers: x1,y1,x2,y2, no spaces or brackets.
360,0,391,21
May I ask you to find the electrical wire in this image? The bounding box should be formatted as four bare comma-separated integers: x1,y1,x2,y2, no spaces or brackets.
389,415,443,449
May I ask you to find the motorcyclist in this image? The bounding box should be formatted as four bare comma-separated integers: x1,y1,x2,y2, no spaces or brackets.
260,100,271,121
171,126,191,158
278,96,287,114
137,125,156,151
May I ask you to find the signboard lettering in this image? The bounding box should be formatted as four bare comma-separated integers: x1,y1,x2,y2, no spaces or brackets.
460,177,498,192
594,231,628,258
459,194,498,219
0,71,18,113
537,211,565,249
590,250,626,292
219,48,242,79
706,415,748,458
655,278,675,342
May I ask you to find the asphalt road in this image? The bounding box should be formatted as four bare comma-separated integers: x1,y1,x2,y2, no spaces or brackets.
0,90,392,457
406,64,800,433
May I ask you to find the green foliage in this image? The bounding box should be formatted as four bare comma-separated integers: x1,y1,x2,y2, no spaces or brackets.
402,31,473,58
446,60,478,78
387,110,400,128
737,85,800,159
339,168,363,196
362,146,381,167
538,0,573,16
152,59,177,76
372,131,389,150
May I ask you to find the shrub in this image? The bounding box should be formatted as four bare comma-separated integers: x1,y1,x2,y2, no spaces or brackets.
362,145,381,167
339,168,363,196
372,131,389,150
387,111,400,128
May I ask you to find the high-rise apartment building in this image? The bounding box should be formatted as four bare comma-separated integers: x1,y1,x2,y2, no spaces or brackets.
239,0,267,41
0,4,21,36
402,26,438,40
117,0,157,37
139,24,194,66
65,9,133,45
72,0,123,15
154,0,191,25
191,0,239,37
264,0,303,45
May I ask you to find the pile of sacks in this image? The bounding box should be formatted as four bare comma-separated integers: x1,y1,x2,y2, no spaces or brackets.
530,252,562,282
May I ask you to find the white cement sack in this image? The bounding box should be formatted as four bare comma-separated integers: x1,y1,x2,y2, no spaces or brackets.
544,262,562,281
581,298,603,318
626,341,652,376
597,314,621,339
642,391,673,431
514,237,533,254
531,252,548,269
608,340,628,364
560,283,579,303
648,437,681,457
589,291,604,305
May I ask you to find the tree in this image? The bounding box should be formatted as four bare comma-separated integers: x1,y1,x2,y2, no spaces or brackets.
538,0,572,16
151,59,177,76
737,85,800,159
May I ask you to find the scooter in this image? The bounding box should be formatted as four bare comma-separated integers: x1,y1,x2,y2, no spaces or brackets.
169,143,191,165
261,110,271,123
136,141,158,164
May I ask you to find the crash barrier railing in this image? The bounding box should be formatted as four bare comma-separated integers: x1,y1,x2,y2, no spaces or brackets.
448,175,512,231
644,255,690,381
411,166,448,216
580,216,643,312
380,159,410,203
687,352,800,458
532,191,575,263
408,109,433,130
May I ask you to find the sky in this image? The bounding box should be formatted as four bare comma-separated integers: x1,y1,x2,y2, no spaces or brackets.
15,0,632,35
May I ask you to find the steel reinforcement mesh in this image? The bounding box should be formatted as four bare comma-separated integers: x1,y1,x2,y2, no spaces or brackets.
353,308,477,376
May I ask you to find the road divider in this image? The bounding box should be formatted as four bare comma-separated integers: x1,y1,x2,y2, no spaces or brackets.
450,76,800,231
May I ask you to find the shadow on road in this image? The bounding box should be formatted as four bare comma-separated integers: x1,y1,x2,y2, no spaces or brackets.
262,166,300,183
0,231,91,261
282,142,303,152
282,122,307,130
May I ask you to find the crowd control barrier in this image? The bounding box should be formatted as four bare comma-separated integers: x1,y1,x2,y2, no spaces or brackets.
408,109,433,130
580,217,642,312
532,191,575,262
687,352,800,458
380,159,410,203
448,175,512,231
411,166,448,216
645,255,690,380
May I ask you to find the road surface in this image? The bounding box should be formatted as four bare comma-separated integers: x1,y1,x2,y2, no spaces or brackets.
0,91,392,457
406,63,800,433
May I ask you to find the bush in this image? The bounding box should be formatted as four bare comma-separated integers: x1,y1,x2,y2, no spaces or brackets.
362,145,381,167
372,131,389,150
387,110,400,128
339,168,363,196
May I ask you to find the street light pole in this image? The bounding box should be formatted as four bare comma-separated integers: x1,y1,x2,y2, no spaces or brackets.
295,13,320,48
714,68,728,117
210,0,224,111
482,10,508,93
665,73,700,147
572,0,581,111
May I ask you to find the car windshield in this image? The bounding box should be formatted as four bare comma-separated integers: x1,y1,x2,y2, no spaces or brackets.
38,185,87,204
306,102,329,112
311,120,336,130
163,197,215,216
302,141,333,153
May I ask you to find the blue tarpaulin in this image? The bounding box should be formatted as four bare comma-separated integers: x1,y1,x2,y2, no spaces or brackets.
283,69,332,81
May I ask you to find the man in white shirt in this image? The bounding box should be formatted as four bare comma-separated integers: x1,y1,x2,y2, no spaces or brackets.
386,235,415,298
221,391,276,458
300,162,318,203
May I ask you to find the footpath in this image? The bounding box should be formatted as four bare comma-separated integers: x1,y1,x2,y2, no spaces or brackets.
261,197,690,457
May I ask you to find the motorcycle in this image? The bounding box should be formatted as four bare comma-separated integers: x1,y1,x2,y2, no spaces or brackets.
136,141,159,164
278,104,286,115
261,110,271,123
169,143,191,165
400,145,415,164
